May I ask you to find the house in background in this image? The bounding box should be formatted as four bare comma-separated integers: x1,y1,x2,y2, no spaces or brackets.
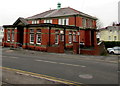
2,3,103,55
98,24,120,41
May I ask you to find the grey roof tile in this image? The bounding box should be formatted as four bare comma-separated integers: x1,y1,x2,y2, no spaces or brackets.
26,7,97,19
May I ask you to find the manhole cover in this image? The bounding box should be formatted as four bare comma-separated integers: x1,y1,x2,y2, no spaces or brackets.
79,74,93,79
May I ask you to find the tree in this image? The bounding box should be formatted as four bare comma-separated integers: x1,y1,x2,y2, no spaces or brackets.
96,18,103,29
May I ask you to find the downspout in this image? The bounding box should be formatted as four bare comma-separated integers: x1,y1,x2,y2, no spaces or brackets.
64,27,66,49
48,26,51,46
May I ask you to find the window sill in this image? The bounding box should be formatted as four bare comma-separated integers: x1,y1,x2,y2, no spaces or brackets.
30,42,34,44
55,43,58,45
36,43,41,45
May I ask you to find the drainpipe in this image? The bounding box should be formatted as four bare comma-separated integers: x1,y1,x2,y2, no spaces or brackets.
48,26,51,46
78,28,80,54
64,27,66,49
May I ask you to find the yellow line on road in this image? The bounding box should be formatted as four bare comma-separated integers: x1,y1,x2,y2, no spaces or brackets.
2,67,83,86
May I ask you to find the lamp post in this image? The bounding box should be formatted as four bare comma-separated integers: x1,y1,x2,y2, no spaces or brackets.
77,31,80,54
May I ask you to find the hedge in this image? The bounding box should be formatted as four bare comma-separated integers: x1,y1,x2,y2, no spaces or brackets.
104,41,120,48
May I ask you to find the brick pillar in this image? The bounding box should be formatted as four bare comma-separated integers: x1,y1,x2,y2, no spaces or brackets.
34,29,37,45
73,42,79,54
2,28,7,47
22,27,28,49
93,31,98,47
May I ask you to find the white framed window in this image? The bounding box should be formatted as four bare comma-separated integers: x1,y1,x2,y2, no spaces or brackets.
30,29,34,44
44,19,52,23
7,29,10,41
66,18,69,25
44,20,46,23
73,31,76,42
55,30,59,44
50,20,52,23
30,34,34,44
62,19,65,25
58,19,61,25
37,20,39,24
36,34,41,44
69,31,72,43
36,29,42,44
108,36,111,40
34,20,36,24
32,21,34,24
60,34,64,42
47,20,49,23
89,20,93,28
32,20,39,24
82,18,86,28
32,20,36,24
114,36,117,41
58,18,69,25
12,29,14,42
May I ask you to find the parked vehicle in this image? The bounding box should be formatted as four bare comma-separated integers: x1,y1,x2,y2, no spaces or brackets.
107,46,120,55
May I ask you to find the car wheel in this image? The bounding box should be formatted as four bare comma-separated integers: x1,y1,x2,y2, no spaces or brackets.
110,51,114,54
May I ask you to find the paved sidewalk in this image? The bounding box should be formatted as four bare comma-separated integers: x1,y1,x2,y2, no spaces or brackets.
2,47,119,63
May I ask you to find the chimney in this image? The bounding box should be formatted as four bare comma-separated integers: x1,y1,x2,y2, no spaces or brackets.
57,2,61,9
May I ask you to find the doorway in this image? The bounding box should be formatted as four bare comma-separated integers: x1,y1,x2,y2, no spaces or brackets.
17,26,24,47
91,30,94,46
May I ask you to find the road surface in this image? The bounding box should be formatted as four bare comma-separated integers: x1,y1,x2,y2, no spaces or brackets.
2,48,118,84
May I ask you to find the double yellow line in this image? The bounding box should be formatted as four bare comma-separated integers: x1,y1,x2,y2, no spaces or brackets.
2,67,84,86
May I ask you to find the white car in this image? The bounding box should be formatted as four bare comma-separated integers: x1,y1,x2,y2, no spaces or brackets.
107,46,120,55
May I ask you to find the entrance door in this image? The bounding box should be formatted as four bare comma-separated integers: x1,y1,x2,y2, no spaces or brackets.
17,26,24,47
91,31,94,46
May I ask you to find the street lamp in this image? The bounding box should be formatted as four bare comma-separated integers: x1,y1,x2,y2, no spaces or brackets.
77,31,80,54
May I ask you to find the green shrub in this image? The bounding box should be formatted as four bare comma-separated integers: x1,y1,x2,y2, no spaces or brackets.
104,41,120,48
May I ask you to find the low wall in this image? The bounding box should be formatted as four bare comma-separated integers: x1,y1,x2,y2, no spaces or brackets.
47,42,64,53
27,45,47,52
47,46,59,53
80,42,107,55
80,48,99,55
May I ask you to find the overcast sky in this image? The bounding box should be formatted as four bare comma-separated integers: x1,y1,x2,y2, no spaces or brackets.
0,0,119,27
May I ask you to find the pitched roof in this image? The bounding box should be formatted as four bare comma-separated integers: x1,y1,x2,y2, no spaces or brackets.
13,17,29,25
27,7,97,20
98,26,120,30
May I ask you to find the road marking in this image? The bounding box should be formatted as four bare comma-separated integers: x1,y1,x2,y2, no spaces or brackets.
9,57,19,59
59,63,85,67
35,59,57,64
2,67,83,85
79,74,93,79
2,56,19,59
43,61,57,64
78,58,118,64
35,59,86,67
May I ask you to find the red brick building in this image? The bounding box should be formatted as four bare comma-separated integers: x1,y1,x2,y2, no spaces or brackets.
3,4,101,55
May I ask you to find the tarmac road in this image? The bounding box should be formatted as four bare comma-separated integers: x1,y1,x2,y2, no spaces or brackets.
2,48,119,84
